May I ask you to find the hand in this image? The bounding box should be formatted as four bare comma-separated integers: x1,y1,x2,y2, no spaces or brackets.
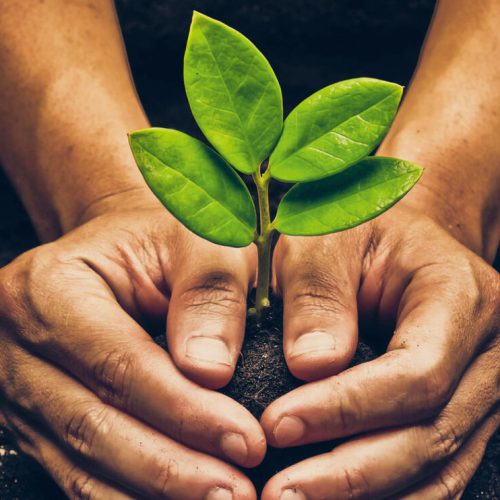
260,203,499,499
0,198,264,499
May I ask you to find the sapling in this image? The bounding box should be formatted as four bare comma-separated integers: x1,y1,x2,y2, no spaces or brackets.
129,11,423,317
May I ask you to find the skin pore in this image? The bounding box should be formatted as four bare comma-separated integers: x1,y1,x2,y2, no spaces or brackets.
0,0,498,499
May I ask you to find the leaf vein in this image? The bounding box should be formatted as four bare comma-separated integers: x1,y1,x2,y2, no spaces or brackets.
328,130,369,147
306,147,345,162
137,143,254,233
283,169,414,220
197,27,257,167
274,91,399,166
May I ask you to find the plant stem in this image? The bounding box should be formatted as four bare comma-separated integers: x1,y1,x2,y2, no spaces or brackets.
252,165,274,317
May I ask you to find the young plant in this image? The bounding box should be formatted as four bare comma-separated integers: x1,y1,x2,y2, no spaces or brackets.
129,12,423,317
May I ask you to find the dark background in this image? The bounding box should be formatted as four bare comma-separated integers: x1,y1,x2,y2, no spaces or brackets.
0,1,498,498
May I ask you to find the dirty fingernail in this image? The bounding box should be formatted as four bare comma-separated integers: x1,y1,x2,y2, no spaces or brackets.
273,415,305,446
281,489,307,500
220,431,248,463
206,487,233,500
186,336,231,366
291,331,334,357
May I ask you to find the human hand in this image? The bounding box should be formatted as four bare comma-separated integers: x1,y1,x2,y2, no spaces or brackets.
260,202,499,499
0,197,265,499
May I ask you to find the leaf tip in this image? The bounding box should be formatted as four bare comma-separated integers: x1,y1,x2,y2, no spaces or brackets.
127,130,138,146
127,128,148,143
413,162,425,180
189,11,210,37
191,10,213,26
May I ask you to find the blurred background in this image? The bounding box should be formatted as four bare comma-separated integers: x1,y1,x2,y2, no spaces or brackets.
0,1,498,498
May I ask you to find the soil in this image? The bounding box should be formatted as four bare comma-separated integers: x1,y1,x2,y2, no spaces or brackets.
0,0,498,498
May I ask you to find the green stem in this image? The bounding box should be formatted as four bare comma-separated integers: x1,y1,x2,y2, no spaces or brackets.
252,165,274,317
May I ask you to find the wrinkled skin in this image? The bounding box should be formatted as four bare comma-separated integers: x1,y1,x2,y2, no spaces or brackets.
0,203,265,499
258,202,499,499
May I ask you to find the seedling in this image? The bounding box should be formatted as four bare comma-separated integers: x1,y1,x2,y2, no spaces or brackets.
129,12,423,316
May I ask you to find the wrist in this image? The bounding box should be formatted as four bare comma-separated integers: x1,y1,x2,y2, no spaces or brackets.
71,184,161,229
379,132,500,262
25,144,153,240
0,64,152,241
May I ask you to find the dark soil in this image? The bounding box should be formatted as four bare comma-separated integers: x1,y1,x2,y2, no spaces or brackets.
0,0,498,498
221,300,383,491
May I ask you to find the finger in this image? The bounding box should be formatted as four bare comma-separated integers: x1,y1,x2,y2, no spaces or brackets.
3,412,135,500
262,263,498,446
3,349,257,499
273,233,365,381
261,343,499,499
4,258,265,467
167,241,256,389
399,413,499,500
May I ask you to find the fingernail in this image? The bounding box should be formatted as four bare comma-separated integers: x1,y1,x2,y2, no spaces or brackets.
281,488,307,500
206,487,233,500
291,331,334,357
220,431,248,463
186,336,231,366
273,415,305,446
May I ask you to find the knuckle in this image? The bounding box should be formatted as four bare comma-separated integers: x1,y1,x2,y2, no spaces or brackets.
289,269,352,316
69,471,98,500
151,457,178,497
5,245,74,347
64,405,109,459
435,469,465,500
452,256,498,322
179,272,245,316
322,378,361,433
91,348,135,408
427,418,463,462
336,398,359,432
338,466,371,499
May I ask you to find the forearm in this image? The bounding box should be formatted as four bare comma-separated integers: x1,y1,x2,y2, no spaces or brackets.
0,0,151,241
379,0,500,261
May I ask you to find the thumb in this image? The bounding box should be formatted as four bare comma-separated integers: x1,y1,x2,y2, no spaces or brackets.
274,233,363,381
167,241,256,389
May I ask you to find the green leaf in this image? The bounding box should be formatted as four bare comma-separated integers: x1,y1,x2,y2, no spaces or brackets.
269,78,403,182
129,128,256,247
274,157,422,236
184,11,283,174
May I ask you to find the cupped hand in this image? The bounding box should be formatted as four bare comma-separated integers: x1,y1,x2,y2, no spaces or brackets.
0,198,264,499
261,203,499,499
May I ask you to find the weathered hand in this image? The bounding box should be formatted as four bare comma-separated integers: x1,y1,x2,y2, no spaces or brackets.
0,203,264,499
261,204,499,499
